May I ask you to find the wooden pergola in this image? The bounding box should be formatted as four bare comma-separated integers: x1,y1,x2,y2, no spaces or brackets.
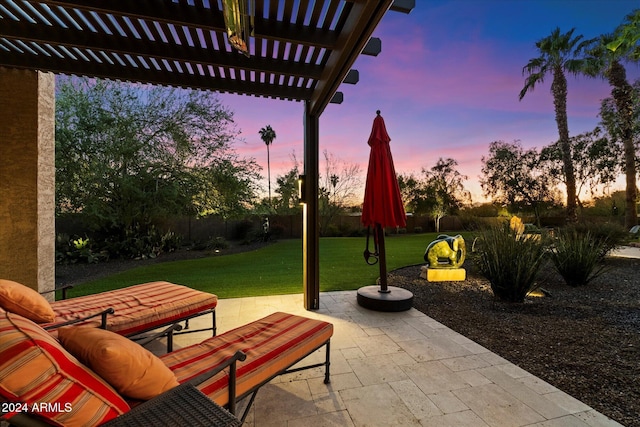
0,0,413,309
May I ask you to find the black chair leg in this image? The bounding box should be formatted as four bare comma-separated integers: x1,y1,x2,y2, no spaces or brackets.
324,341,331,384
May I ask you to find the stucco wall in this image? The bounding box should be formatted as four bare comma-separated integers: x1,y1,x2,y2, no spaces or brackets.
0,67,55,293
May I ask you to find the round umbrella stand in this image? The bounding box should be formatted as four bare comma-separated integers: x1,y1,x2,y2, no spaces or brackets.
357,285,414,312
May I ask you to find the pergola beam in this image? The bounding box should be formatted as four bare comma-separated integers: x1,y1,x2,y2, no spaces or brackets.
0,50,313,100
309,1,393,116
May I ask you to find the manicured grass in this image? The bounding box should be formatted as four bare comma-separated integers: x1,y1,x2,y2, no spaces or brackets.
66,232,474,299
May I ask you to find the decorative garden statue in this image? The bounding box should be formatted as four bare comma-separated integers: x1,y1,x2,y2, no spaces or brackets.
424,234,466,269
510,215,525,237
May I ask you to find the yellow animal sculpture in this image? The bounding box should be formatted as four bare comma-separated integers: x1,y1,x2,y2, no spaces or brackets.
424,234,466,269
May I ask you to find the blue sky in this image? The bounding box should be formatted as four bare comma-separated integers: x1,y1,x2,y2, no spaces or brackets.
219,0,640,203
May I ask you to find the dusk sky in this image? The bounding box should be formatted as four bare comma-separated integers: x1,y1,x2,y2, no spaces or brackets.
219,0,640,204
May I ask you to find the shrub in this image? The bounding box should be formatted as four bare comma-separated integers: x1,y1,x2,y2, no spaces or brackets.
190,235,229,251
211,236,229,250
322,224,341,237
474,224,548,303
547,226,609,287
337,223,357,237
124,226,162,259
55,233,72,264
99,224,165,260
234,219,255,240
161,230,182,253
55,234,107,264
570,222,626,258
244,228,270,244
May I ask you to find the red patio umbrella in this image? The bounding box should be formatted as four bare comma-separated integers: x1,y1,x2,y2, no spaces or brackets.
358,111,413,312
362,111,406,229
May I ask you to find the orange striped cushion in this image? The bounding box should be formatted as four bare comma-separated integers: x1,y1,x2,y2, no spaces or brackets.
43,282,217,336
0,309,129,427
161,312,333,407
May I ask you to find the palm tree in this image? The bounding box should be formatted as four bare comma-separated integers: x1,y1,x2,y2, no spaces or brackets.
606,9,640,59
582,11,640,229
519,28,590,223
259,125,276,205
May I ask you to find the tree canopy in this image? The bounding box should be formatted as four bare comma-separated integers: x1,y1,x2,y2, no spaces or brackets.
56,77,261,235
398,158,470,231
539,127,621,206
272,154,303,215
481,140,561,225
606,9,640,59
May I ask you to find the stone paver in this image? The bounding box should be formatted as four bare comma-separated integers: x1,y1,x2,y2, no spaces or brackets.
171,291,624,427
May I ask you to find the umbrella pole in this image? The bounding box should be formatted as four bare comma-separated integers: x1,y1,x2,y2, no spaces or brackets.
376,224,389,293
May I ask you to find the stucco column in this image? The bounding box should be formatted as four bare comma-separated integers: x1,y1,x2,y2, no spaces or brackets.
0,67,55,294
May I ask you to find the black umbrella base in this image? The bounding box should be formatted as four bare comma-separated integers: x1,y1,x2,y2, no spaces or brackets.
356,285,413,312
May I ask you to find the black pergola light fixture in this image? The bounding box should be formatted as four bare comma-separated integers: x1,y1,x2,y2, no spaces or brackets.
222,0,255,57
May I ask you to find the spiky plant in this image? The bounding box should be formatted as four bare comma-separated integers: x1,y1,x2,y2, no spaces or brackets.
475,224,548,302
548,226,609,287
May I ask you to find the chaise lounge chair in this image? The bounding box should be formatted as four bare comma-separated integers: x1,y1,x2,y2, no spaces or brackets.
0,308,333,426
0,279,218,345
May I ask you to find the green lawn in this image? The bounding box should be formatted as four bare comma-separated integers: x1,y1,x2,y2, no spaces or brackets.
66,232,474,299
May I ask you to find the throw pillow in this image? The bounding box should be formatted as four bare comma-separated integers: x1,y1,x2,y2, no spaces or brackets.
58,326,179,400
0,279,55,323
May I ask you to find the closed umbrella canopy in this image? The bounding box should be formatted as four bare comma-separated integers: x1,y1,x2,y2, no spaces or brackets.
362,111,406,228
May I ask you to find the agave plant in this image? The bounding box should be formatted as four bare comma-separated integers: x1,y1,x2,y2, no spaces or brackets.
547,227,609,287
474,223,548,303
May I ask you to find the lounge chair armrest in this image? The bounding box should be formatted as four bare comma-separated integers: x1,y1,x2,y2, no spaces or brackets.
40,285,73,299
184,350,246,415
185,350,247,387
136,323,184,351
43,307,115,330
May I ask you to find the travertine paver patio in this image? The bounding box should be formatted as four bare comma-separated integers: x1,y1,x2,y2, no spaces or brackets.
172,291,624,427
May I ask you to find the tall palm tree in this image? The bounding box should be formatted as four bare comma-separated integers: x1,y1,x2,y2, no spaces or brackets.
583,11,640,229
259,125,276,205
519,28,590,223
